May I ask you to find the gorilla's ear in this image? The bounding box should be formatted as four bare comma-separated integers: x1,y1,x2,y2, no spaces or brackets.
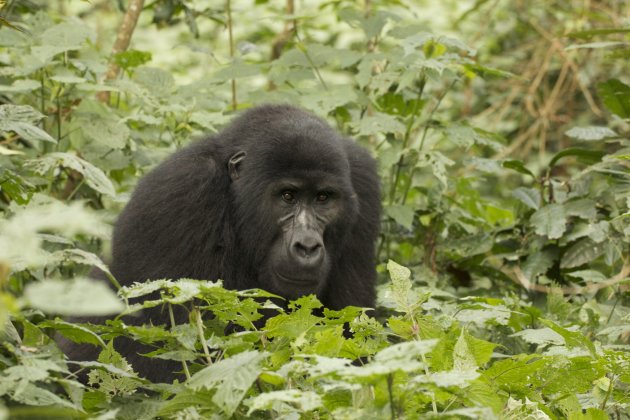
228,151,247,181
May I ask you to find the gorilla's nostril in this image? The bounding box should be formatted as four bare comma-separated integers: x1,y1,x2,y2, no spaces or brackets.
294,241,322,258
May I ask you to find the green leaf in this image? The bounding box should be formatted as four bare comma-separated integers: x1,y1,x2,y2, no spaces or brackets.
387,260,413,311
385,204,415,230
188,350,268,416
27,152,116,197
246,390,322,415
560,238,605,269
564,198,597,221
41,21,94,51
567,28,630,39
0,196,107,270
512,187,541,210
531,204,567,239
40,318,106,347
24,277,124,316
0,79,40,92
565,126,617,141
597,79,630,118
503,160,535,177
0,104,56,143
511,328,565,346
454,329,495,370
549,148,605,167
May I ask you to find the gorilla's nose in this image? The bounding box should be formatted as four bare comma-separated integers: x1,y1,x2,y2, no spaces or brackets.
290,234,324,267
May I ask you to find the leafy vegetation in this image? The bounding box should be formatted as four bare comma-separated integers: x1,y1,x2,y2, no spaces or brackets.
0,0,629,418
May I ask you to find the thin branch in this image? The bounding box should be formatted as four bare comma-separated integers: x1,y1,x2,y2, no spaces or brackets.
504,262,630,295
97,0,145,103
226,0,237,111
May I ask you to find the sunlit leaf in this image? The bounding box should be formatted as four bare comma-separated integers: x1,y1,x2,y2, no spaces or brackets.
531,204,566,239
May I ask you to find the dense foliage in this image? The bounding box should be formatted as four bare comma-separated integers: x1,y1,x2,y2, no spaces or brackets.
0,0,629,418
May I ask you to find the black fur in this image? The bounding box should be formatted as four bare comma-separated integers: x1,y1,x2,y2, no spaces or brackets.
63,104,381,382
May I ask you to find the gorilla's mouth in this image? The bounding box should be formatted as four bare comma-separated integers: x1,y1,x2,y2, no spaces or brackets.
273,270,321,286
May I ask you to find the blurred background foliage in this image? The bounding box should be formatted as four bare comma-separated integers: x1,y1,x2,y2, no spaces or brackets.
0,0,629,418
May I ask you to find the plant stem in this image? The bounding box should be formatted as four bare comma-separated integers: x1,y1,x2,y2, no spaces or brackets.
387,373,396,419
193,306,213,365
169,304,191,380
226,0,237,110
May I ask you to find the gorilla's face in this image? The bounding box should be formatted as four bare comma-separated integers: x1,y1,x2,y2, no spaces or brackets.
260,178,342,299
228,139,358,300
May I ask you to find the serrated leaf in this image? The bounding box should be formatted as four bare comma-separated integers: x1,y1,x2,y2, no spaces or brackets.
564,198,597,220
24,277,124,316
0,196,107,270
512,187,541,210
387,260,412,310
246,390,322,415
531,204,567,239
565,126,617,141
188,350,268,416
41,20,94,50
522,248,558,281
27,152,115,197
511,328,565,346
40,318,106,347
561,238,605,269
0,79,40,92
0,104,56,143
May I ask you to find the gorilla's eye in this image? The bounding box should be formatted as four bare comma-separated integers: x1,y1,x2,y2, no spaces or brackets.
281,191,295,203
316,192,329,202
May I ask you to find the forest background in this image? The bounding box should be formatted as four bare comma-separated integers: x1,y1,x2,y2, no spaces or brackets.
0,0,629,418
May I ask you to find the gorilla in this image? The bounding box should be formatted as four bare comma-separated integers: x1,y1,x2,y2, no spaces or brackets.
64,104,381,382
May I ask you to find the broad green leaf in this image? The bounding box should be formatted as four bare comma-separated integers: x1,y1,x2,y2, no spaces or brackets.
564,198,597,220
342,340,437,378
512,187,541,210
511,328,565,346
444,124,505,151
539,319,596,354
212,61,262,82
41,20,94,50
560,238,605,269
597,79,630,118
27,152,116,197
503,160,535,177
522,248,558,281
81,119,129,149
246,390,322,415
564,270,607,283
0,79,39,92
24,277,124,316
385,204,415,230
0,196,107,269
39,318,106,347
356,113,406,136
564,126,617,141
0,104,56,143
549,148,605,167
188,350,268,416
387,260,412,310
531,204,567,239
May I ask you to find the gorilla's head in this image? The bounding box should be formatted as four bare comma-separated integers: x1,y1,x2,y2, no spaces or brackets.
224,105,359,299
